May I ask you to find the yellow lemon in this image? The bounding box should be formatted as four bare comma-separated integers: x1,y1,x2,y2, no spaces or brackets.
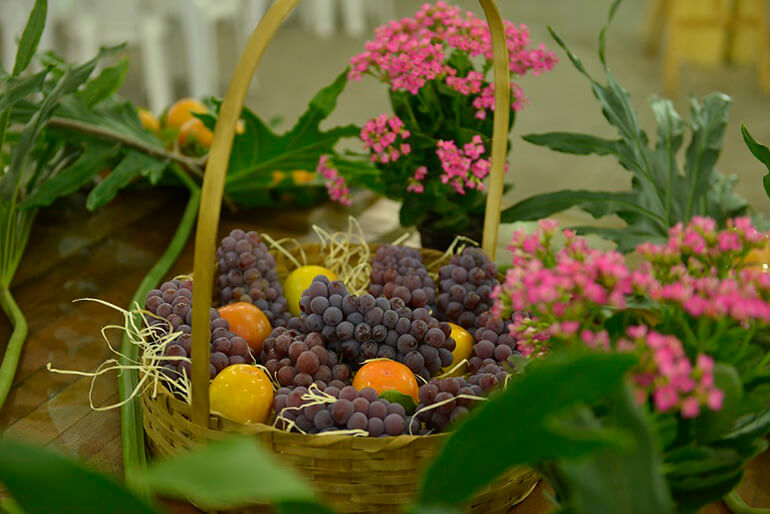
744,244,770,273
283,265,338,316
442,323,474,376
209,364,273,424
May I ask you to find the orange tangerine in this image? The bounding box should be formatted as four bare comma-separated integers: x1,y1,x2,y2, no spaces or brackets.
165,97,207,129
218,302,271,354
353,359,419,403
137,108,160,133
178,117,214,148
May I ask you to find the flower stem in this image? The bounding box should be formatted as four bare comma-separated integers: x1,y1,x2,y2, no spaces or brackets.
0,287,28,412
119,167,201,498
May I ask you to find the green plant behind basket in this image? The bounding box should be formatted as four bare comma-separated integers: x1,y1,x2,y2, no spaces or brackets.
742,123,770,201
501,0,754,252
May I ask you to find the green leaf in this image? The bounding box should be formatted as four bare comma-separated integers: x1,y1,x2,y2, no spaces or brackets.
21,141,119,208
13,0,47,76
222,69,359,203
379,390,417,414
86,150,166,210
684,93,731,218
138,437,323,510
419,351,637,506
1,45,122,199
522,132,620,156
696,363,743,443
556,385,673,514
501,190,664,226
78,57,128,107
0,70,48,112
741,123,770,198
0,438,158,514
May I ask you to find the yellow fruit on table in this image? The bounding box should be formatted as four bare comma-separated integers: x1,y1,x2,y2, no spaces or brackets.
291,170,315,184
137,108,160,133
209,364,273,424
353,359,419,403
177,117,214,148
442,323,474,376
165,98,207,129
744,243,770,272
283,265,338,316
217,302,271,354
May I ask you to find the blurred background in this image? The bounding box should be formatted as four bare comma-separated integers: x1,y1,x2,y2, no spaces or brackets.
2,0,770,214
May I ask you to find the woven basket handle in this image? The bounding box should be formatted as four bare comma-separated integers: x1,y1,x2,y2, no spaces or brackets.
190,0,510,427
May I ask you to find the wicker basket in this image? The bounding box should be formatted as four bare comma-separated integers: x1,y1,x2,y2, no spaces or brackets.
141,1,538,512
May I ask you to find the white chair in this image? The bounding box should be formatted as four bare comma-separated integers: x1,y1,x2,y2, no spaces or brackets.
56,0,173,113
300,0,395,39
178,0,268,98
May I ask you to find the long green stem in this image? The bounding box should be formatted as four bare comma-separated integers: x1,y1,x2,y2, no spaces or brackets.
119,169,200,498
0,287,28,412
724,490,770,514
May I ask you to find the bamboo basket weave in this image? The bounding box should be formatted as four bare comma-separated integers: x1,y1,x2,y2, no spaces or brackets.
141,1,539,512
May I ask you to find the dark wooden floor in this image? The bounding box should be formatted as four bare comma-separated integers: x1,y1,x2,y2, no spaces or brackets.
0,188,767,513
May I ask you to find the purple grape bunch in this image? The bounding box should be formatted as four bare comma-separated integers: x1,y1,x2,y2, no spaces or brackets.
144,279,252,388
261,325,351,389
369,244,436,310
469,310,520,374
215,229,291,327
273,385,419,436
415,377,485,433
436,247,498,336
298,276,455,379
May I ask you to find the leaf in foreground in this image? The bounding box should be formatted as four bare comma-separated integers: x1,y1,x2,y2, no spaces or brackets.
138,437,328,511
419,351,637,506
556,385,673,513
0,438,157,514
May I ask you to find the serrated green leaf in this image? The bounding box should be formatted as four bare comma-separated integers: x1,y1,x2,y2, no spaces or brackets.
1,45,122,199
222,70,359,202
0,438,158,514
684,93,731,219
86,150,165,211
21,142,119,208
138,437,322,511
13,0,47,76
78,57,128,107
419,351,637,506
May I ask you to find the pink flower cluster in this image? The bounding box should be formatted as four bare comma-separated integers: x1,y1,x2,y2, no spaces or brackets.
491,217,770,418
360,114,412,164
348,2,556,116
621,326,723,418
316,156,352,206
435,135,491,195
407,166,428,193
638,216,765,279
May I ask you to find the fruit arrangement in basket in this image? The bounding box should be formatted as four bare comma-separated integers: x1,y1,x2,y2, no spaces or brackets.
141,226,516,437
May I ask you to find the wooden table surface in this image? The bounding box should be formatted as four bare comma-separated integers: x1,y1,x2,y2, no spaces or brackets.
0,188,767,513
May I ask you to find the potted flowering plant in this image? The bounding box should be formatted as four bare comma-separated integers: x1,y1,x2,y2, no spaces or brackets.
317,2,557,249
492,217,770,511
